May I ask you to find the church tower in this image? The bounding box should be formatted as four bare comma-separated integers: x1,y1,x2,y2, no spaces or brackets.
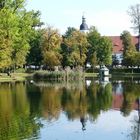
80,15,89,33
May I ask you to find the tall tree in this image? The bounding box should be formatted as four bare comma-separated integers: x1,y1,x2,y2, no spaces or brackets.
41,26,62,69
61,27,77,67
128,4,140,51
0,0,42,70
26,29,43,66
0,8,17,69
87,27,112,66
120,31,136,66
63,30,88,67
97,36,112,65
87,26,100,67
12,10,42,68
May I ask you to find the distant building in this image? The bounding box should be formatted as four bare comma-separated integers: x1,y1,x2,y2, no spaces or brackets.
78,16,139,65
80,15,89,33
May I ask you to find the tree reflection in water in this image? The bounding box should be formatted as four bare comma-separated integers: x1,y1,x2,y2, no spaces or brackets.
0,82,42,140
129,98,140,140
37,80,113,130
112,79,140,140
0,79,140,139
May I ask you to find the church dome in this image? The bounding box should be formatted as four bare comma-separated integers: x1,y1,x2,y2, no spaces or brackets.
80,23,88,30
80,16,89,31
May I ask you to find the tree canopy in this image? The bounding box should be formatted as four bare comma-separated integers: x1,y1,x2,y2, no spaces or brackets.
120,30,137,66
62,28,88,68
0,0,42,70
41,26,62,69
87,27,112,66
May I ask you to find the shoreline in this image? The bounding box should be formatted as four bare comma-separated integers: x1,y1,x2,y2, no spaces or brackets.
0,72,140,82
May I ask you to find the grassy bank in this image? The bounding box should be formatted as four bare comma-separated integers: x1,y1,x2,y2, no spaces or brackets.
0,73,31,82
111,68,140,77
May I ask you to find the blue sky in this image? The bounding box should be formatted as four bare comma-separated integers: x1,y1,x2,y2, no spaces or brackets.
26,0,140,35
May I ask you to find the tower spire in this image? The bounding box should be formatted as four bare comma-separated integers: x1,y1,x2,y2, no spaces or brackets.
82,12,86,23
80,12,89,32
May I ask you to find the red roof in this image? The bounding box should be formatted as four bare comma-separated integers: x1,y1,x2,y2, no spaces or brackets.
112,94,139,111
108,36,139,54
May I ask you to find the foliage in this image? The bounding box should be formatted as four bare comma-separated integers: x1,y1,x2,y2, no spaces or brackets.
0,8,14,69
97,36,112,65
62,29,88,67
0,0,42,70
87,26,100,67
63,27,77,38
26,29,44,66
120,31,137,66
41,26,62,69
87,27,112,66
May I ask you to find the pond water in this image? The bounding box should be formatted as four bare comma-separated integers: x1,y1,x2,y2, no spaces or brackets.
0,77,140,140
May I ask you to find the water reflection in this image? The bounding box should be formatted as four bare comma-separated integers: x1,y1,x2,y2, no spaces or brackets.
0,82,42,140
0,79,140,139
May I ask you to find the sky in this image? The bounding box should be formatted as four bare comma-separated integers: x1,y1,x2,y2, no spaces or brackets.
26,0,140,36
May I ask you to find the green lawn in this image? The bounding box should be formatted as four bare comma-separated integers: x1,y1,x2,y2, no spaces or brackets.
0,73,31,82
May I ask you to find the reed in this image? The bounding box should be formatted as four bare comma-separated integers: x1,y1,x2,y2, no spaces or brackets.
33,70,84,81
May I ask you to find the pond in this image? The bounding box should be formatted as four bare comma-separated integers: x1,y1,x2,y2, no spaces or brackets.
0,77,140,140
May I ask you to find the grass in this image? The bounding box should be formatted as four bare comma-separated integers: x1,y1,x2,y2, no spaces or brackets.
33,70,100,82
0,71,99,83
84,72,98,77
33,70,85,81
112,72,140,77
0,73,31,82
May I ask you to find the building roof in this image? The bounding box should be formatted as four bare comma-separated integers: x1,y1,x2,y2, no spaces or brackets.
109,36,139,54
80,16,89,31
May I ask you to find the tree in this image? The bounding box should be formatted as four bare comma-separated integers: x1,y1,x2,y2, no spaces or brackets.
61,27,77,67
134,52,140,67
41,26,62,69
0,0,42,70
120,31,134,55
0,8,16,69
97,36,112,65
62,30,88,67
12,10,42,68
87,27,112,66
63,27,77,38
128,4,140,51
120,31,136,66
87,26,100,67
26,29,43,66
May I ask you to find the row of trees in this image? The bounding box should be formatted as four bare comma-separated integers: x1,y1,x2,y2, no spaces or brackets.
0,1,113,71
27,3,140,70
24,4,140,68
1,1,140,71
27,26,113,70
